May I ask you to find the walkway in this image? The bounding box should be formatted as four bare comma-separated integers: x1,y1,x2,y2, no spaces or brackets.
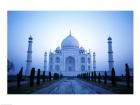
32,78,113,94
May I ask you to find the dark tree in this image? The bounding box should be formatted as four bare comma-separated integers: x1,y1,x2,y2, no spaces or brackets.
53,73,59,80
88,72,91,80
30,68,35,87
98,72,101,83
111,67,116,86
49,72,52,81
86,72,88,80
43,71,46,83
94,71,97,82
83,73,85,80
16,67,23,88
121,74,124,81
37,69,40,85
125,64,130,89
91,72,94,81
104,71,107,84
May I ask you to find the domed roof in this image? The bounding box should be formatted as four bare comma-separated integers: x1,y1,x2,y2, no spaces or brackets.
61,32,79,49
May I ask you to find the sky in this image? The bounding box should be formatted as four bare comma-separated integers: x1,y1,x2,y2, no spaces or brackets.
8,11,133,75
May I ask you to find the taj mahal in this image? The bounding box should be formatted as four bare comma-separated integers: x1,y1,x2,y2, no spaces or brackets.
25,31,114,76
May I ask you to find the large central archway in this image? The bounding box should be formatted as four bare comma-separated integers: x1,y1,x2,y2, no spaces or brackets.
65,56,75,72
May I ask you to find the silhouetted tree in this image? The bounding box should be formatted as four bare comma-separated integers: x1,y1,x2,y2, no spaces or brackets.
121,74,124,81
125,64,130,89
94,71,97,82
98,72,101,83
91,72,94,81
43,71,46,83
37,69,40,85
104,71,107,84
88,72,91,80
30,68,35,87
16,67,23,88
111,67,116,86
83,73,85,80
49,72,52,81
53,73,59,80
86,72,88,80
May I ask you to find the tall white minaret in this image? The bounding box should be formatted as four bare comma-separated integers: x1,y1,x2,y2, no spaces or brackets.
25,36,33,76
93,52,96,71
108,36,114,72
44,52,47,71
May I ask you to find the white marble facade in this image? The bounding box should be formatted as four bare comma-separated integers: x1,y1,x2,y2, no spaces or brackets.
49,32,92,76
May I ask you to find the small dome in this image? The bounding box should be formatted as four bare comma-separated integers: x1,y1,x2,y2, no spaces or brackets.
108,36,112,40
61,32,79,49
80,47,85,51
56,46,61,50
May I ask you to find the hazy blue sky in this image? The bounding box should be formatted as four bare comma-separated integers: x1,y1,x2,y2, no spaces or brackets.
8,11,133,75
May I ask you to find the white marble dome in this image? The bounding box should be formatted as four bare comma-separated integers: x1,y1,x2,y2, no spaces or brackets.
61,33,79,49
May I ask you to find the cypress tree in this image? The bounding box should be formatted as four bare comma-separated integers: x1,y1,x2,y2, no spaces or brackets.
89,72,91,81
30,68,35,87
104,71,107,84
121,74,124,81
91,72,94,81
86,72,88,80
125,64,130,89
37,69,40,85
98,72,101,83
43,71,46,83
111,67,116,86
49,72,52,81
94,71,97,82
17,67,23,88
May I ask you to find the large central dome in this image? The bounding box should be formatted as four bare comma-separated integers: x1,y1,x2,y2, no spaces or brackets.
61,32,79,49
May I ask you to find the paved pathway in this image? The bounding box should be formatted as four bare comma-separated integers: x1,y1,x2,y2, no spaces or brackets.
32,78,114,94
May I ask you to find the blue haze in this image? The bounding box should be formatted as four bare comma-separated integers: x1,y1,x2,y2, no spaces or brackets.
8,11,133,75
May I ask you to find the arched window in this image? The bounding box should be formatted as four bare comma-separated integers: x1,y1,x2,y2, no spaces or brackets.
81,57,85,63
55,57,60,63
50,57,53,63
81,65,85,71
88,65,90,70
55,65,60,71
88,58,91,63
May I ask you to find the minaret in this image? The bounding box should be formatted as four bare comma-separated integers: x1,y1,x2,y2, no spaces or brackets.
108,36,114,73
44,52,47,71
25,36,33,76
93,52,96,71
